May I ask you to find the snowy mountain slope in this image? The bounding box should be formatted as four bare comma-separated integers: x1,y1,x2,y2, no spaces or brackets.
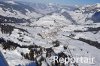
24,2,78,15
1,21,100,66
0,1,42,21
31,13,73,26
19,2,100,24
72,3,100,24
0,1,85,24
29,3,100,24
25,3,60,15
0,2,100,66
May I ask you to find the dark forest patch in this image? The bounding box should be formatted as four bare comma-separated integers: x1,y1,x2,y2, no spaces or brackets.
78,38,100,49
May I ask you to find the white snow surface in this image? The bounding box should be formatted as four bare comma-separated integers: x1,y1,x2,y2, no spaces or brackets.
0,3,100,66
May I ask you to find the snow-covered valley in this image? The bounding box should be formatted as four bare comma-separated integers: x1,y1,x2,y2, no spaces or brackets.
0,1,100,66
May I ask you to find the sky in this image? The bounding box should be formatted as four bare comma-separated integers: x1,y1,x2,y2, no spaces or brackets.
17,0,100,5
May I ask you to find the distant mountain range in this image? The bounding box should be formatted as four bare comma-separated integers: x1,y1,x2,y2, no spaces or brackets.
0,0,42,23
0,0,99,23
